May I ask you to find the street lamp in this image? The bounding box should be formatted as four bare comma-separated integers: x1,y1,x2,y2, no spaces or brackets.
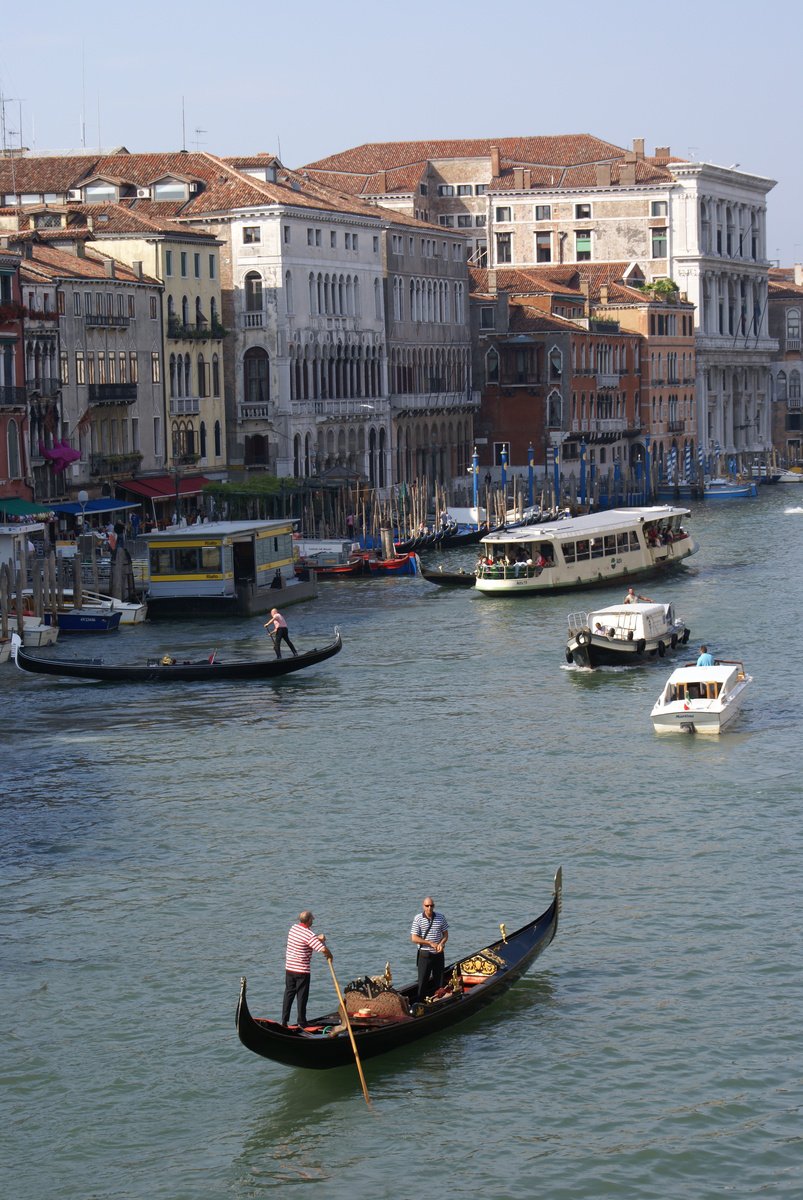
78,489,89,532
527,443,534,508
472,446,479,514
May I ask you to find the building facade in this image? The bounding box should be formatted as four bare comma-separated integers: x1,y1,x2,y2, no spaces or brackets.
768,267,803,464
0,248,30,501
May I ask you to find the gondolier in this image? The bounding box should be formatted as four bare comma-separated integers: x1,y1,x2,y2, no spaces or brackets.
281,911,333,1027
264,608,298,658
411,897,449,1001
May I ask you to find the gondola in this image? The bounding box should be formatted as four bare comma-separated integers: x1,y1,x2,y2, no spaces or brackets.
236,868,561,1069
10,628,342,683
420,564,477,588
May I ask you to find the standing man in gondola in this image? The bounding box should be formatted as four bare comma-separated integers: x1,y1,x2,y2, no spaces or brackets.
264,608,298,657
281,910,333,1027
411,897,449,1002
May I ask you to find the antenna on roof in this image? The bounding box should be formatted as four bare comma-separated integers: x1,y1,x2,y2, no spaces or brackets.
193,127,207,152
81,42,86,149
181,96,186,152
277,134,282,162
97,93,102,154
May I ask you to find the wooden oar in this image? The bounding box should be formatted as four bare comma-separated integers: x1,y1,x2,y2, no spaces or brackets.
327,958,371,1108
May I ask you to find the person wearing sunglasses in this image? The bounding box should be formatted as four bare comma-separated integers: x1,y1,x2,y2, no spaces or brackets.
410,897,449,1002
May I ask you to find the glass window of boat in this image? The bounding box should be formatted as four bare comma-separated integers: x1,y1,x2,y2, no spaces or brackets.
604,535,617,555
562,541,575,564
617,532,630,553
590,538,604,559
575,540,591,561
629,530,640,551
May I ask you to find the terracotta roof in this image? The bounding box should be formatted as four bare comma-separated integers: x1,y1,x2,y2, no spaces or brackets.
769,279,803,299
10,240,160,284
303,134,627,174
506,303,582,334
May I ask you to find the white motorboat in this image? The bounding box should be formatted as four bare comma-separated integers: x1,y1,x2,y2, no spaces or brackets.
475,506,695,595
566,601,690,668
650,659,752,735
78,589,147,625
18,615,59,648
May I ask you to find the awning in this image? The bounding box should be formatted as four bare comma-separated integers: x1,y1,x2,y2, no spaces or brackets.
117,474,211,500
0,497,55,516
52,499,142,515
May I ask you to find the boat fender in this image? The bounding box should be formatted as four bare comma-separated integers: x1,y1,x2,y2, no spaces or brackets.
636,638,646,655
565,649,574,664
576,629,590,645
657,640,666,657
670,633,678,649
682,628,690,644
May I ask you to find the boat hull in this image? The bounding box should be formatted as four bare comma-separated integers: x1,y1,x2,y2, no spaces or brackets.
236,870,561,1069
568,626,690,668
421,566,477,588
650,664,751,734
11,629,342,683
46,609,123,633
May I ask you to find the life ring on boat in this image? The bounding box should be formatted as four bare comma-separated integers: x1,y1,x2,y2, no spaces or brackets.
681,628,690,644
576,630,590,646
657,640,666,657
670,633,678,649
565,649,574,664
636,638,646,655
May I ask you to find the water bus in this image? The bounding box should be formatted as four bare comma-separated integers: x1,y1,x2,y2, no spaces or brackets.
475,506,695,596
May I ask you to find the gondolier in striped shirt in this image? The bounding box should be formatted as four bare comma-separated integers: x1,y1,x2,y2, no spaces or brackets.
281,911,333,1027
411,897,449,1001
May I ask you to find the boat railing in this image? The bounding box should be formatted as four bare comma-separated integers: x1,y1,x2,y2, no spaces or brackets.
476,562,551,581
567,611,591,634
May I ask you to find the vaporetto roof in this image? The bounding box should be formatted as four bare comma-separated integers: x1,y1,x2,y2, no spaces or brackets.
482,506,690,544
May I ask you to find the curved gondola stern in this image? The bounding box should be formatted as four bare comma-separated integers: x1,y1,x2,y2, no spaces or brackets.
553,865,563,936
10,632,27,673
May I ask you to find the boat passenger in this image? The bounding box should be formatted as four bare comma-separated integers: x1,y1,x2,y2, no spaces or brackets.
696,644,715,666
624,586,652,603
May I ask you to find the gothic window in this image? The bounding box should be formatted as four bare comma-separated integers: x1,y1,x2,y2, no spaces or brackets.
244,347,270,405
244,272,262,312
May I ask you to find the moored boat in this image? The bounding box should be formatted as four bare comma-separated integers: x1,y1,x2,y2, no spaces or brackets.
236,868,561,1070
366,551,418,576
420,564,477,588
10,628,342,683
45,607,123,634
475,506,695,596
566,601,690,668
650,659,752,734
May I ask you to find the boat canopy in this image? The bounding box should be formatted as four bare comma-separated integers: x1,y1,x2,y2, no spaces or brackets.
481,505,690,545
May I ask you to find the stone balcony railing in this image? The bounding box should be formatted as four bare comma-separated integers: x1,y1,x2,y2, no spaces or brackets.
240,311,264,329
597,372,619,388
571,418,631,435
390,389,481,413
85,312,131,328
239,402,271,421
89,452,143,477
27,378,61,396
169,396,201,416
290,398,392,421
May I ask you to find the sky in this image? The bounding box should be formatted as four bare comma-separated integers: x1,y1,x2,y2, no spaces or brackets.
2,0,801,262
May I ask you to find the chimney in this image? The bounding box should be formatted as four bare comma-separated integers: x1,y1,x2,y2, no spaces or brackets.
86,215,94,231
633,138,645,160
619,161,636,185
654,146,670,159
490,145,501,177
595,164,612,186
76,240,86,258
599,284,608,305
580,279,590,318
24,241,34,259
378,170,387,192
105,259,115,278
513,167,523,189
487,269,497,294
794,264,803,286
132,260,143,279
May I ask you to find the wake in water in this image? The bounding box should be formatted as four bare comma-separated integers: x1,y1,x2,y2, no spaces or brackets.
784,506,803,514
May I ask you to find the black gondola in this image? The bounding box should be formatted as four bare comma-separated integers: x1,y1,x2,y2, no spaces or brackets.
236,868,561,1069
10,629,342,683
420,565,477,588
438,526,485,548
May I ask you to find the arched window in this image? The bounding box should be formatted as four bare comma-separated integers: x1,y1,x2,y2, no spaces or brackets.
181,295,189,325
374,278,382,320
787,308,801,341
777,370,788,400
210,297,218,327
244,271,262,312
184,353,191,395
243,347,270,405
195,296,204,328
200,421,207,458
285,270,294,315
6,418,21,477
547,390,562,428
167,295,175,324
212,354,220,396
308,272,316,315
789,370,801,400
197,354,206,397
486,347,499,384
169,353,177,398
214,421,222,456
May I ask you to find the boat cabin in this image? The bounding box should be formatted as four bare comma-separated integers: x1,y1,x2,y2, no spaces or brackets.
658,662,746,706
569,602,677,642
144,520,316,614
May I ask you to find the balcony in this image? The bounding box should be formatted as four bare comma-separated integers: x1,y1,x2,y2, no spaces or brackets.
651,377,665,386
240,311,265,329
290,398,392,421
85,312,131,328
88,382,138,405
391,390,481,415
239,402,271,421
786,337,801,352
168,320,227,340
596,372,619,389
89,452,143,477
169,396,200,416
27,378,61,397
667,419,685,433
0,384,27,407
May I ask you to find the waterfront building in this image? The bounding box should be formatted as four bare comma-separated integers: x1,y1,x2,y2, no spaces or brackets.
768,266,803,464
0,247,31,502
8,233,165,497
301,136,777,463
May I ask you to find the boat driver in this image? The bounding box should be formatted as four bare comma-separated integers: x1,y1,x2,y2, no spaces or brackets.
411,897,449,1002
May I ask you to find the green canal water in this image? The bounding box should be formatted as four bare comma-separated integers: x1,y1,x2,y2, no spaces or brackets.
2,490,801,1198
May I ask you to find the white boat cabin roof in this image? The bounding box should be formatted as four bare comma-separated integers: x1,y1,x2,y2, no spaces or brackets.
482,506,689,545
664,662,745,685
591,602,668,621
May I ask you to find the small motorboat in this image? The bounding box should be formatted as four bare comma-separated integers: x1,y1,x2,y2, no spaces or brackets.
420,564,477,588
650,659,752,734
10,614,60,648
566,601,690,668
45,607,123,634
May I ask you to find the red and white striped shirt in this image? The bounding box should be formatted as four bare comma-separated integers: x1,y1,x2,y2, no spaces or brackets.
285,922,326,973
